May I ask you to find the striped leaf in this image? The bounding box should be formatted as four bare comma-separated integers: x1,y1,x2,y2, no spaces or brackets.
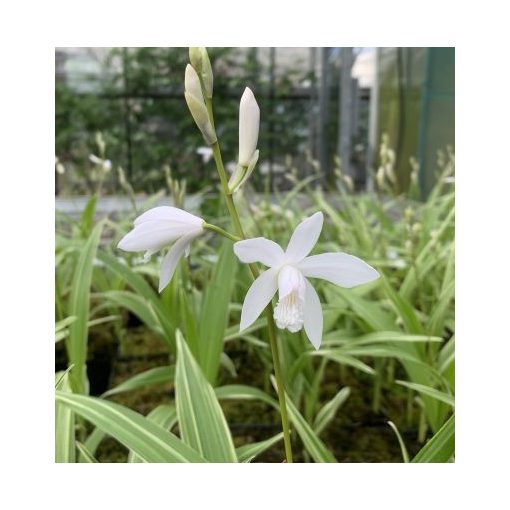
55,371,75,463
175,331,238,462
102,366,175,398
198,240,237,383
129,405,178,463
412,414,455,463
56,392,206,463
66,221,103,394
236,433,284,462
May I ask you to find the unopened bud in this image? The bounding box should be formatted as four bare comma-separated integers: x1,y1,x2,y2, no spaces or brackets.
189,47,202,73
200,48,213,98
238,87,260,166
184,64,216,144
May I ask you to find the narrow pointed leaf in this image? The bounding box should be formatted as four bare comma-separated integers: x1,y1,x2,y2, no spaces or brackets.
102,366,175,398
198,240,237,383
313,387,351,436
67,221,103,393
395,380,455,408
175,331,237,462
236,433,284,462
270,377,337,463
76,441,99,463
56,392,206,463
387,421,410,463
129,405,178,463
412,414,455,463
55,372,75,463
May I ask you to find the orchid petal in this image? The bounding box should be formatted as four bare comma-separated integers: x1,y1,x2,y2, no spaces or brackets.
298,252,380,288
134,206,203,227
234,238,285,268
303,278,323,350
277,265,305,300
239,267,279,331
285,212,324,263
117,221,194,252
158,229,202,292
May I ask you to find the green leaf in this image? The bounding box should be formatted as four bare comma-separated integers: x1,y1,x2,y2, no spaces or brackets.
395,380,455,408
80,427,105,463
129,405,178,463
102,290,163,335
102,366,175,398
335,287,395,331
427,280,455,336
198,240,237,383
215,385,279,409
313,387,351,436
387,421,410,463
56,392,206,463
97,250,175,347
80,195,97,238
380,275,424,334
412,414,455,463
236,433,284,462
311,351,375,375
56,316,77,332
76,441,98,463
322,331,442,346
55,371,75,463
175,330,237,462
270,376,337,463
67,221,103,394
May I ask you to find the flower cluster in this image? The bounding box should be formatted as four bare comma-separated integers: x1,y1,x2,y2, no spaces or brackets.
118,48,380,350
119,207,378,349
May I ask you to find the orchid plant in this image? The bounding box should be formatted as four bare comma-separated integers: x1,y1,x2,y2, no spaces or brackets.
115,47,380,463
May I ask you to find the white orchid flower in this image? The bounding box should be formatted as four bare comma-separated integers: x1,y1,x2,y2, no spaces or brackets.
117,206,204,292
233,212,380,349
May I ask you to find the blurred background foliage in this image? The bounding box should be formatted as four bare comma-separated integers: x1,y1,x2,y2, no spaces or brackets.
56,47,454,197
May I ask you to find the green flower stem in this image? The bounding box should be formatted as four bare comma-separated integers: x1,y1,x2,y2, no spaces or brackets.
207,102,293,463
203,222,241,242
263,306,294,463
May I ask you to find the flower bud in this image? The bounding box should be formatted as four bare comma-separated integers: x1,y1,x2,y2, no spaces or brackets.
238,87,260,166
189,47,213,98
184,64,216,145
189,47,202,73
199,48,213,98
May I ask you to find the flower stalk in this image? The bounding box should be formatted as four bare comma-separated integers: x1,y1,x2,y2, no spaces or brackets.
207,103,294,463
